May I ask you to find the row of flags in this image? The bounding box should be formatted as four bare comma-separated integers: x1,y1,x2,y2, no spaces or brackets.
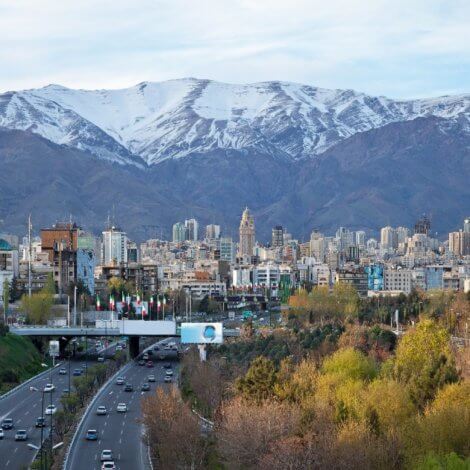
96,293,167,315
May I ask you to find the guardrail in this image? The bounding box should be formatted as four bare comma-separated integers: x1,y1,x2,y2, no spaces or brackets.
0,362,62,402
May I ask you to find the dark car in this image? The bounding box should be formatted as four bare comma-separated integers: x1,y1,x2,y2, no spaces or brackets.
153,345,160,351
35,417,46,428
163,363,172,369
86,429,98,440
146,361,154,368
138,360,145,366
1,418,13,430
73,369,82,376
141,383,150,391
124,383,133,392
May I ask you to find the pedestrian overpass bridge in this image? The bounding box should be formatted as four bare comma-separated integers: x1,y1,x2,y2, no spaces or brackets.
10,320,239,357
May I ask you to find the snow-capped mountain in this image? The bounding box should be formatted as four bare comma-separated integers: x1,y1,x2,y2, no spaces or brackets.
1,78,470,166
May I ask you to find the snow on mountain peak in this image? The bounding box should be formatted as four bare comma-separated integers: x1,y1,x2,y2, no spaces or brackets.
1,78,469,166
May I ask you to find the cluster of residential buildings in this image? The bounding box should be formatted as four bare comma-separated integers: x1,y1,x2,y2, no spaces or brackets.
0,211,469,311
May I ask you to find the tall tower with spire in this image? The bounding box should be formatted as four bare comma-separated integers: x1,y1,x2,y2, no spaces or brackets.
238,207,255,258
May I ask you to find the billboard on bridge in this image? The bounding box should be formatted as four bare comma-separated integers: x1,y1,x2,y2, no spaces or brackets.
118,320,176,336
181,323,223,344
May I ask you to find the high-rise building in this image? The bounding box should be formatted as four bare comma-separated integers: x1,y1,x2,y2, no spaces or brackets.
449,231,470,256
102,227,128,265
380,226,398,250
336,227,353,251
220,237,236,263
205,224,221,240
310,230,325,262
414,215,431,235
464,217,470,233
185,218,199,241
172,222,186,243
355,231,366,248
238,207,255,258
271,226,284,247
41,222,80,295
396,227,410,244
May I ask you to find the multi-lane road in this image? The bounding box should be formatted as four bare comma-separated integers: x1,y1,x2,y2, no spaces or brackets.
0,341,117,469
66,338,179,470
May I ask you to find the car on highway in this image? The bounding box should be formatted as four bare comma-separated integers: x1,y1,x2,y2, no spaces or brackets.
116,377,125,385
153,345,160,351
164,375,172,383
45,405,57,415
1,418,13,429
146,360,154,368
138,359,145,366
63,388,70,395
0,429,4,439
147,374,155,382
124,383,133,392
101,462,116,470
97,356,105,362
142,353,149,361
44,383,55,392
116,345,122,351
35,417,46,428
96,406,108,416
165,369,174,376
15,429,28,441
163,363,172,369
73,368,82,376
101,449,113,462
86,429,98,440
59,368,67,375
116,403,127,413
141,383,150,391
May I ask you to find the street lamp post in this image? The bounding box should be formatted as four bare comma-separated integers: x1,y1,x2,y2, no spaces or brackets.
29,386,46,470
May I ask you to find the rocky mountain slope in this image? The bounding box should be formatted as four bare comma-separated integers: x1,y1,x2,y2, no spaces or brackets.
1,115,468,240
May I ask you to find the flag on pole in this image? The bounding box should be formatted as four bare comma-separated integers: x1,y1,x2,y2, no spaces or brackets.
137,293,141,305
96,295,101,311
142,304,147,316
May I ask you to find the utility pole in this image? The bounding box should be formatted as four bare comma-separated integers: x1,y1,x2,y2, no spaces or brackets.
28,214,32,297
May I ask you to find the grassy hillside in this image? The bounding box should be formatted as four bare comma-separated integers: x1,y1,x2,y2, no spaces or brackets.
0,333,45,394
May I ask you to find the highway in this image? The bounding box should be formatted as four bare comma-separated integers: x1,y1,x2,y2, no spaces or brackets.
0,341,116,470
65,338,179,470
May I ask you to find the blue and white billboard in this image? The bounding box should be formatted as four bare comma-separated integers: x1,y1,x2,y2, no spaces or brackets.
181,323,223,344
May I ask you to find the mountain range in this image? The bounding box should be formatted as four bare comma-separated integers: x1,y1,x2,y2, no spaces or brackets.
0,78,469,241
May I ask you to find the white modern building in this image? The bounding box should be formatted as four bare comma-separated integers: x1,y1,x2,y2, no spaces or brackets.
102,228,128,265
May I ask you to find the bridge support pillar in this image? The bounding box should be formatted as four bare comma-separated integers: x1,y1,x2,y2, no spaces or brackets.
129,336,140,358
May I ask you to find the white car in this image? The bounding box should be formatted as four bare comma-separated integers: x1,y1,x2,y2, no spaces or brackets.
44,383,55,393
45,405,56,415
102,462,116,470
116,403,127,413
165,369,173,376
96,406,107,416
101,449,113,462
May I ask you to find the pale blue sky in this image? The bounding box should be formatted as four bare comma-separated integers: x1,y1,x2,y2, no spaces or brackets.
1,0,469,99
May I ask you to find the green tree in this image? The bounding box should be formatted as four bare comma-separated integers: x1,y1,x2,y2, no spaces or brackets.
21,291,54,324
236,356,277,402
322,347,377,382
393,320,458,408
